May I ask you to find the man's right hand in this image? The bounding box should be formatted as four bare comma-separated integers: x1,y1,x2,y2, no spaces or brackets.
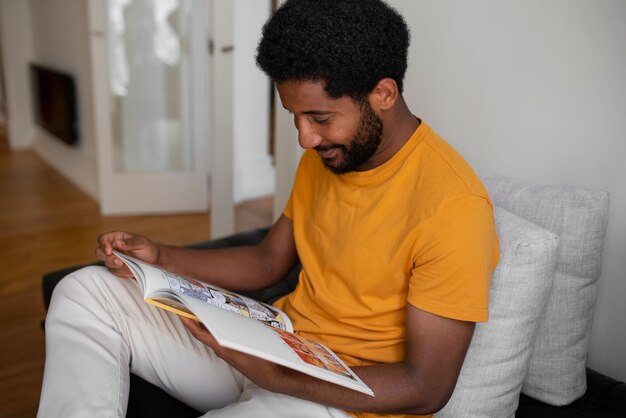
95,231,160,279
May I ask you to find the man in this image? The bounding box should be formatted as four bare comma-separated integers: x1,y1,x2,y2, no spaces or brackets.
38,0,499,417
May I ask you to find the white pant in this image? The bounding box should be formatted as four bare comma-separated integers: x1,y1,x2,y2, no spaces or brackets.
37,266,350,418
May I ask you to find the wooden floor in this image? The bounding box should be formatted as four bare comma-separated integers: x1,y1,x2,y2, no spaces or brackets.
0,134,273,417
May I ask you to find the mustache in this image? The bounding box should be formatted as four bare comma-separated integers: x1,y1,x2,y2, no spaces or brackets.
314,144,344,152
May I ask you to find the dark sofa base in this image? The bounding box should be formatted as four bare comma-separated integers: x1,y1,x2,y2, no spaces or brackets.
124,368,626,418
41,228,626,417
127,375,201,418
125,369,626,417
516,368,626,417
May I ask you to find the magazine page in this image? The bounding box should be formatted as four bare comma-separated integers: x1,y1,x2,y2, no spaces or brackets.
113,251,149,290
113,251,293,332
182,294,374,396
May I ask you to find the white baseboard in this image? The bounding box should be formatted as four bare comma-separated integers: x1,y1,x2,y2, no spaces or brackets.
32,132,99,202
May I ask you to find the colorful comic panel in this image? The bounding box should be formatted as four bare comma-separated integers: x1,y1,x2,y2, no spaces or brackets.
272,328,356,381
163,271,288,330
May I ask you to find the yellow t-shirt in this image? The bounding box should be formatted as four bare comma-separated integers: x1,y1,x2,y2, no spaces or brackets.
274,121,499,418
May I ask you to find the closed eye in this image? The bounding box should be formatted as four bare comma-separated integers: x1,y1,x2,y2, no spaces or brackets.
312,116,332,125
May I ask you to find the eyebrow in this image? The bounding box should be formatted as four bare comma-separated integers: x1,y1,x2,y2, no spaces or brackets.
281,105,333,116
303,110,333,115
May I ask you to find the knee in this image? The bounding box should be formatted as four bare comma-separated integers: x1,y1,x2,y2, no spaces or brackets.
51,265,106,296
46,265,139,335
47,266,116,313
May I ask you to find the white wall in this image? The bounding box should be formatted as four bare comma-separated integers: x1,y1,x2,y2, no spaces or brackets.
0,4,8,121
0,0,35,150
389,0,626,381
29,0,99,200
232,0,274,203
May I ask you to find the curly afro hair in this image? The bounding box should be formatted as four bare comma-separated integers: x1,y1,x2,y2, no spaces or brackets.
256,0,410,101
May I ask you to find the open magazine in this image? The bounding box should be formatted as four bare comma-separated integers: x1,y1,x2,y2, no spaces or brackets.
113,251,374,396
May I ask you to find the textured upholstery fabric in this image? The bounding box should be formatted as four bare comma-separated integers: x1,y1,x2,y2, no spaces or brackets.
437,207,559,418
479,172,610,406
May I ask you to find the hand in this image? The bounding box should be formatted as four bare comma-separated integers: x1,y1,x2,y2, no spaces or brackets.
179,316,285,392
95,231,160,279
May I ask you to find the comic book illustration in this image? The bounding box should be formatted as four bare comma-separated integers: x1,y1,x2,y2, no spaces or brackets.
272,328,358,381
161,271,289,331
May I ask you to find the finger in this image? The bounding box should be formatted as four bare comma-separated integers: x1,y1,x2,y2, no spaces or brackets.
97,232,115,255
96,234,113,257
95,248,133,278
105,263,134,278
95,247,124,268
180,317,220,347
180,316,204,334
115,234,146,252
97,231,132,256
180,317,203,340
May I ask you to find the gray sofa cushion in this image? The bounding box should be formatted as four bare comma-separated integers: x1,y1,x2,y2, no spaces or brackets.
479,172,610,406
437,207,559,418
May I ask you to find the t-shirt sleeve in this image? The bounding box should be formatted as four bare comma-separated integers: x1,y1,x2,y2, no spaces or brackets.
282,151,312,220
283,188,295,220
408,195,499,323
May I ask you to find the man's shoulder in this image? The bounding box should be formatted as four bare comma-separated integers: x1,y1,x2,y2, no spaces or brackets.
409,124,492,211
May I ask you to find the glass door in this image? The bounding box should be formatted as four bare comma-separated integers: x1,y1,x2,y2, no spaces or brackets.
89,0,211,214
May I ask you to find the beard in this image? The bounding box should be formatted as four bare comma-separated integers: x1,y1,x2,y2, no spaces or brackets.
315,100,384,175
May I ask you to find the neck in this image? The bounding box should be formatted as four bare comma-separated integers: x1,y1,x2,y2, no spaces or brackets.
362,96,420,170
384,96,421,146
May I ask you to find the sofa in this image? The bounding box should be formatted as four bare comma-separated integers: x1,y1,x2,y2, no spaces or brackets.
42,172,625,417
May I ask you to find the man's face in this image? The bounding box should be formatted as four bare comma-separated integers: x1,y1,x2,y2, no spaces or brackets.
276,80,383,174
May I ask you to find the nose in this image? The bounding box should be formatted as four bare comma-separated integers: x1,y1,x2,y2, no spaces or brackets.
295,118,323,149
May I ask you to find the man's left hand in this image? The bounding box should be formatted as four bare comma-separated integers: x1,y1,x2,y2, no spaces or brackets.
179,316,285,392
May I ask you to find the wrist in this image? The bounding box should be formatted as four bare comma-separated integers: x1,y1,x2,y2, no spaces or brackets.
154,243,169,268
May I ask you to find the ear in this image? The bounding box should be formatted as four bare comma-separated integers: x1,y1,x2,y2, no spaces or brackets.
368,78,399,111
